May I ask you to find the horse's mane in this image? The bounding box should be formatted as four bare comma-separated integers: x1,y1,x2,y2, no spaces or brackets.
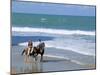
33,46,37,49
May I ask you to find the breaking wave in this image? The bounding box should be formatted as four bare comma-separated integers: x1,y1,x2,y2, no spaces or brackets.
12,27,95,36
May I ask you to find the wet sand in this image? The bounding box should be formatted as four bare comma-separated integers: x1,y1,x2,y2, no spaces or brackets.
11,46,95,74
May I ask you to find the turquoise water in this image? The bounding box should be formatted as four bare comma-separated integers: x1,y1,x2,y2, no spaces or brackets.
12,13,95,31
12,12,96,56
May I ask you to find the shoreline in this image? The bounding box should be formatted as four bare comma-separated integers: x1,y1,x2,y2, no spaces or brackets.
11,46,95,74
11,46,96,74
11,55,95,75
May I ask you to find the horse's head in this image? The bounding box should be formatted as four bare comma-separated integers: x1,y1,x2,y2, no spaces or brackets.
33,46,37,49
33,46,38,53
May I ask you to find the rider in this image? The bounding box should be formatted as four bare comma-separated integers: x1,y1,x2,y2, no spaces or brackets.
38,39,42,47
37,39,45,52
28,40,33,48
39,39,42,44
27,40,33,55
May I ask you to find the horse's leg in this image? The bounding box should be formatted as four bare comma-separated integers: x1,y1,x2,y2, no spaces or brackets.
33,52,38,61
40,49,44,62
40,54,43,62
24,55,29,63
35,55,38,61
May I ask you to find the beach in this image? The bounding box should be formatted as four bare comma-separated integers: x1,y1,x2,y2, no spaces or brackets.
11,46,95,74
11,2,96,74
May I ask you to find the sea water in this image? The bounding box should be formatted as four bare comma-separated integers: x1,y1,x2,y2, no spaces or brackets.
12,13,96,56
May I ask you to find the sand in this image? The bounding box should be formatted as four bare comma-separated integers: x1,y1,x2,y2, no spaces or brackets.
11,46,96,74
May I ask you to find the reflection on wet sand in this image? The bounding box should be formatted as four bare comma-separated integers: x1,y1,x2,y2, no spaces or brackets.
11,54,43,74
11,46,95,74
19,56,43,74
11,55,67,74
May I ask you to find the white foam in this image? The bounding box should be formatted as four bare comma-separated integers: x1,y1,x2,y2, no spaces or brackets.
44,55,95,67
13,27,95,56
18,41,95,56
12,27,95,36
44,54,84,65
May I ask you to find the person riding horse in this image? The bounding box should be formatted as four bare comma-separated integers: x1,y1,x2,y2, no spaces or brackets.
37,39,44,51
22,39,45,61
28,40,33,55
21,40,33,56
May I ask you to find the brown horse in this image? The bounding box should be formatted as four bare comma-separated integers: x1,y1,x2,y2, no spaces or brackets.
22,42,45,61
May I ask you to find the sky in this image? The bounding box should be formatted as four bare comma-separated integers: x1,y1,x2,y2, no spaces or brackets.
12,1,96,16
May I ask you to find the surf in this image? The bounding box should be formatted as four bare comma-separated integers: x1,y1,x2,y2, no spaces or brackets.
12,27,95,36
18,41,95,56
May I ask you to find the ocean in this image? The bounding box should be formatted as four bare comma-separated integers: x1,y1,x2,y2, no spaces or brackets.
12,13,96,56
11,12,96,74
10,0,98,73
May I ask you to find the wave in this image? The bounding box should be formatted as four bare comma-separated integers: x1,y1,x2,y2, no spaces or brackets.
12,27,95,36
18,41,95,56
44,55,84,65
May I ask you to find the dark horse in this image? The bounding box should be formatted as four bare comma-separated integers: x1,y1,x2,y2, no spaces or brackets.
22,42,45,61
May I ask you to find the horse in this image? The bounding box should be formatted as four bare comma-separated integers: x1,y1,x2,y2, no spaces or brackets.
21,42,45,61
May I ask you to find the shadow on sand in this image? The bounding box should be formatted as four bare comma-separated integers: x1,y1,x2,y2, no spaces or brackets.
42,59,67,62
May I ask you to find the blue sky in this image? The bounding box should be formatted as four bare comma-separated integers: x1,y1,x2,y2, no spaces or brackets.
12,1,96,16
